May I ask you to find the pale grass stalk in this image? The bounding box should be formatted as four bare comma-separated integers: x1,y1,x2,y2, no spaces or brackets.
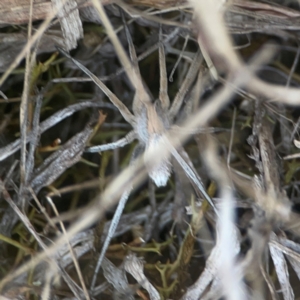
46,196,90,300
217,192,244,300
188,0,300,105
41,264,55,300
90,0,151,106
205,138,245,300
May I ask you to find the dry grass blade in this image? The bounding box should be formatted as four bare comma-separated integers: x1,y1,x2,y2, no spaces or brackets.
57,47,136,125
19,0,33,194
124,253,160,300
0,100,112,161
181,240,223,300
25,92,43,186
277,237,300,283
29,117,95,193
260,262,279,300
52,0,83,50
101,258,134,299
0,181,83,297
270,238,294,300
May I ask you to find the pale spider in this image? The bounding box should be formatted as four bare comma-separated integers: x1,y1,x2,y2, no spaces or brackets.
60,22,216,291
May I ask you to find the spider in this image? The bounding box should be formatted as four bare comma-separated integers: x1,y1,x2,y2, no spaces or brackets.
59,21,217,291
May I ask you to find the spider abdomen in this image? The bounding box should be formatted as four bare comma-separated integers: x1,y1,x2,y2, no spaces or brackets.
144,133,172,187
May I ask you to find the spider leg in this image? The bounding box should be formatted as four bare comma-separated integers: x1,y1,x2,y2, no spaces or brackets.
168,50,203,121
169,143,217,213
174,125,228,135
122,12,152,114
86,130,137,153
158,26,170,110
90,188,131,291
58,47,136,126
90,143,144,291
168,34,189,82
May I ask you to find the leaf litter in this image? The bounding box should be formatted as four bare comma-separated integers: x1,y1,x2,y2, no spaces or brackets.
2,0,300,299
